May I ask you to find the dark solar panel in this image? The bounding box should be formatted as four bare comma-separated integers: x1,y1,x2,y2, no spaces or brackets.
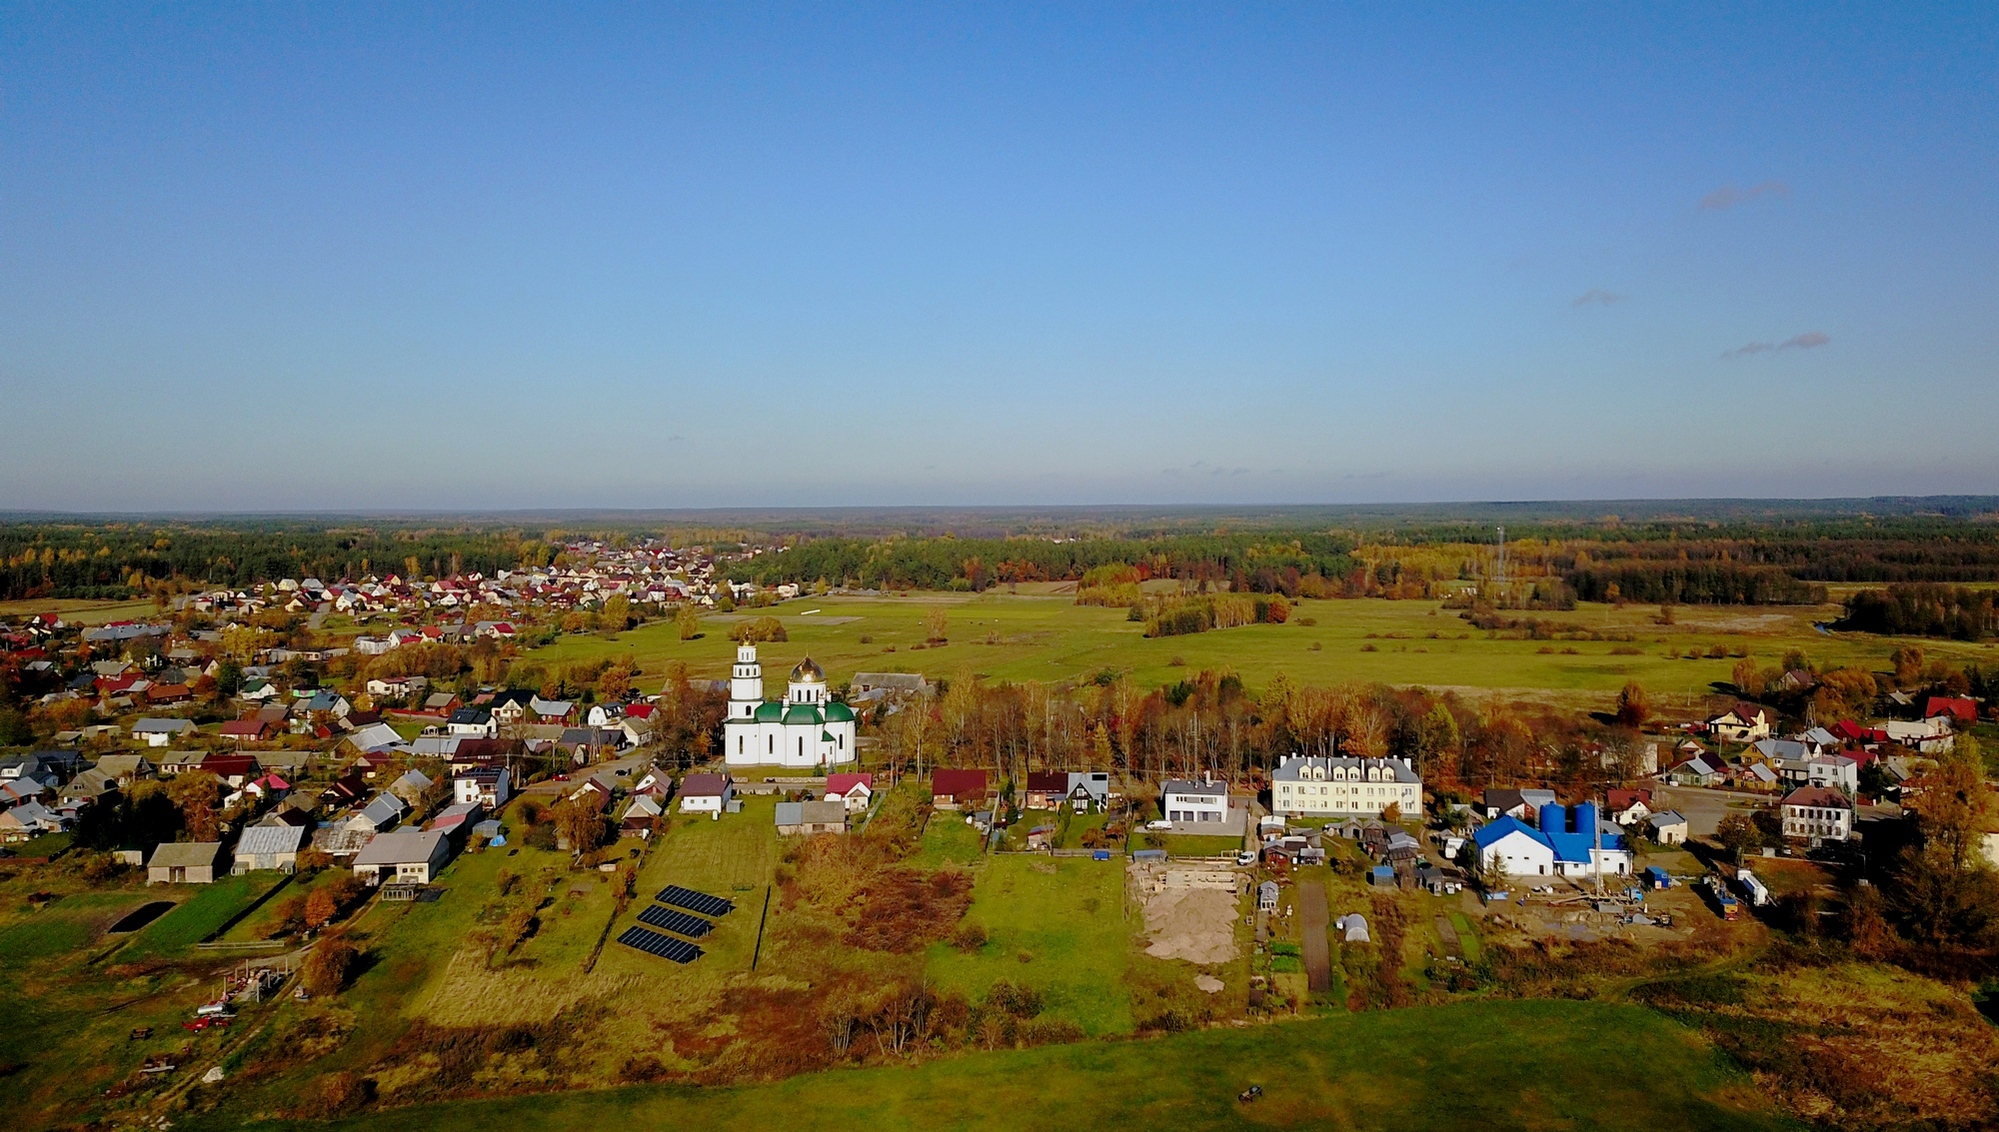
616,925,702,964
636,904,714,938
656,885,733,917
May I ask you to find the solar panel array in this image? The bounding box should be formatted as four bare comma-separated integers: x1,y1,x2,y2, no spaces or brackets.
657,885,733,917
637,904,714,938
617,926,702,964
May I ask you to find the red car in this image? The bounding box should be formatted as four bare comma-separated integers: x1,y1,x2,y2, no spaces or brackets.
182,1015,234,1032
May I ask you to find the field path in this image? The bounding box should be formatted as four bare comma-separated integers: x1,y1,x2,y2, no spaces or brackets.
1298,882,1330,993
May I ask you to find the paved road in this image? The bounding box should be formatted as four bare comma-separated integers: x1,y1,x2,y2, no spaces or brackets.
1298,881,1331,993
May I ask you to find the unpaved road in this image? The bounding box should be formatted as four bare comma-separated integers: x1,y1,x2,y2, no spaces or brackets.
1299,881,1330,993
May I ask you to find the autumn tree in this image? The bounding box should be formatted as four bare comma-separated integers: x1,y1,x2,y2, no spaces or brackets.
552,798,607,854
729,616,787,644
165,771,223,842
1715,813,1762,862
924,607,948,644
303,936,359,996
601,593,631,632
1892,748,1999,948
1731,658,1765,697
598,656,636,700
1612,681,1650,730
303,886,339,930
676,603,702,640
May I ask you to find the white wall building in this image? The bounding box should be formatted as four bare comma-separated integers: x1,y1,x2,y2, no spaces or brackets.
721,645,858,768
1271,754,1423,820
1162,779,1228,824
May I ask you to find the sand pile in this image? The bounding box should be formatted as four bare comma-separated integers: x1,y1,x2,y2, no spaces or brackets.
1142,887,1239,965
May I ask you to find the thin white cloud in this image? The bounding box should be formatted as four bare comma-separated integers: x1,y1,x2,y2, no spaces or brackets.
1571,288,1625,307
1720,331,1831,360
1699,181,1791,210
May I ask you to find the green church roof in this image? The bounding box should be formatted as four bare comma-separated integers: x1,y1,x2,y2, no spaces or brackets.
822,702,855,722
754,702,784,722
783,703,822,726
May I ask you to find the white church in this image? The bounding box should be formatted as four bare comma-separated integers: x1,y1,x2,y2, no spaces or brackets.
721,643,859,769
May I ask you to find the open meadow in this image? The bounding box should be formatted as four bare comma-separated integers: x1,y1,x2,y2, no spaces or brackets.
524,590,1998,710
210,998,1794,1132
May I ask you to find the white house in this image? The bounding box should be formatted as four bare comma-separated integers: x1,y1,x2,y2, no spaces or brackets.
1708,706,1772,744
1271,754,1422,820
1162,779,1228,825
1781,786,1854,845
678,772,733,814
352,829,451,884
453,766,511,809
1472,816,1556,877
1646,810,1689,845
1885,717,1956,755
721,646,858,769
447,708,496,738
133,718,196,747
824,772,874,814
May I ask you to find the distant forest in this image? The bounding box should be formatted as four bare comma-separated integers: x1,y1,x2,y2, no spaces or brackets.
2,507,1997,604
0,524,538,601
1838,584,1999,641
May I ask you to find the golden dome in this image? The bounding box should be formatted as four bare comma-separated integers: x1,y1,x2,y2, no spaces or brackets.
789,657,825,683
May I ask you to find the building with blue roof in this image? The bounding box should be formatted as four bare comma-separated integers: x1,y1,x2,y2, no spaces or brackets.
1474,803,1633,878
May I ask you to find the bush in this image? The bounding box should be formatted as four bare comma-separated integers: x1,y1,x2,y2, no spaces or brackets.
951,921,988,953
730,616,788,644
303,937,360,997
986,979,1043,1019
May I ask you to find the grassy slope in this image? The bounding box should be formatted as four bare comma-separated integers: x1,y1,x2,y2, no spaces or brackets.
114,874,285,961
523,591,1991,706
221,999,1793,1132
924,856,1132,1035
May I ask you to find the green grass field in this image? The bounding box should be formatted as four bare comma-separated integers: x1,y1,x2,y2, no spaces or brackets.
924,855,1132,1035
523,590,1997,707
213,999,1793,1132
113,874,286,961
0,596,161,625
913,811,987,867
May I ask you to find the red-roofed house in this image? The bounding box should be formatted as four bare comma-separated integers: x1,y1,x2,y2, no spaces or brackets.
1831,720,1887,745
199,754,261,788
824,772,874,813
1606,788,1653,825
1023,771,1071,810
930,769,989,810
1927,696,1979,724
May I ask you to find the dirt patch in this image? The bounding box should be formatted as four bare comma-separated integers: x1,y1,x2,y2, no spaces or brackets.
1194,974,1224,993
1142,887,1238,965
1298,883,1330,992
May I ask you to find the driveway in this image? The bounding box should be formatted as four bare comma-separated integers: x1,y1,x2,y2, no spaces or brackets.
1652,784,1773,839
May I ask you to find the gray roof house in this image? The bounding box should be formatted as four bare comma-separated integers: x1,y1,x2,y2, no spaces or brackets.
347,793,409,833
233,823,309,873
775,799,848,835
148,841,226,884
352,829,451,885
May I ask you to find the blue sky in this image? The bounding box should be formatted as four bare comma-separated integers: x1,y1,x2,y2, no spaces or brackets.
2,3,1995,510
